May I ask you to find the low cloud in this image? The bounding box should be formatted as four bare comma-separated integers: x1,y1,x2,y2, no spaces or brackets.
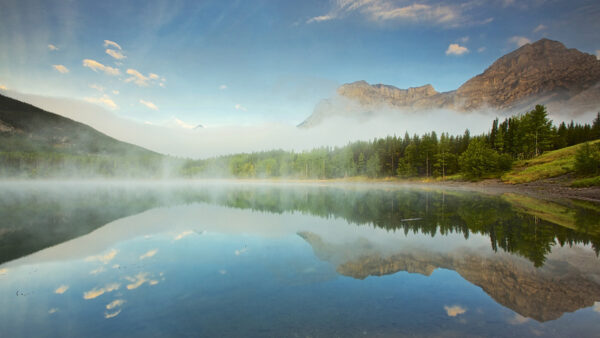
139,249,158,260
106,49,126,60
85,95,118,110
83,59,120,76
54,285,69,294
509,36,531,47
104,40,122,50
139,99,158,110
235,104,247,111
104,309,121,319
125,272,159,290
444,305,466,317
446,43,469,55
126,69,150,86
53,65,69,74
48,44,59,51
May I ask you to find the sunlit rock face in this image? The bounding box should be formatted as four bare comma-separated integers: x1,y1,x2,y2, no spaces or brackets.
300,231,600,322
300,39,600,127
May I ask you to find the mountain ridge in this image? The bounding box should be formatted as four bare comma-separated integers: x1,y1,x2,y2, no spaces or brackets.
300,39,600,127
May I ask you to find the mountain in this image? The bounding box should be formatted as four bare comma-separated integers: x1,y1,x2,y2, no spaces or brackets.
0,93,168,177
299,39,600,127
299,231,600,322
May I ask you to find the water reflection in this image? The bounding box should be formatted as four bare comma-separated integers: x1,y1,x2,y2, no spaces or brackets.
0,181,599,337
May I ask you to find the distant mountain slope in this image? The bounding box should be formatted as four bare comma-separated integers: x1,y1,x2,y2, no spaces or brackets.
0,93,160,156
300,39,600,127
0,93,170,177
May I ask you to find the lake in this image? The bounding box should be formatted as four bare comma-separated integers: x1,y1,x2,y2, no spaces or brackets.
1,181,599,337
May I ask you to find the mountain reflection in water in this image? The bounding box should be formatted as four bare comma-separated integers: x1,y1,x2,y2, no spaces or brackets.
0,181,599,337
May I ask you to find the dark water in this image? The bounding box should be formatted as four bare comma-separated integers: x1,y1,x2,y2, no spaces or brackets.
0,181,599,337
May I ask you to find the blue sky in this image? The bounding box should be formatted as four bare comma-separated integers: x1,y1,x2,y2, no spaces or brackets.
1,0,599,127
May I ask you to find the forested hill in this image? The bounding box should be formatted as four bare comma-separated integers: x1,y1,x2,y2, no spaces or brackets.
0,94,170,177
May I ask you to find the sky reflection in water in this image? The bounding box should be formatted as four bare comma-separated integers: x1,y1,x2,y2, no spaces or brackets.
0,182,599,337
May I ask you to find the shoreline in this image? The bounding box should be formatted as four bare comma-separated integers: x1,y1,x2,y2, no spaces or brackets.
1,176,599,203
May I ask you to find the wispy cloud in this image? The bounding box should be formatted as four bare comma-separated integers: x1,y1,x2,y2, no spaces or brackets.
446,43,469,55
48,44,59,51
104,309,121,319
53,65,69,73
85,95,118,110
90,266,106,275
235,104,247,111
106,49,126,60
83,283,120,300
125,272,159,290
307,0,466,27
219,84,228,90
113,90,120,95
139,99,158,110
444,305,466,317
477,46,486,53
149,73,160,80
139,249,158,260
174,119,195,130
533,24,547,33
83,59,120,76
104,40,122,50
55,285,69,294
89,84,104,92
508,36,531,47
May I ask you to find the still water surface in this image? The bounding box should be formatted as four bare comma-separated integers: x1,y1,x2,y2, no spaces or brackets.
1,181,599,337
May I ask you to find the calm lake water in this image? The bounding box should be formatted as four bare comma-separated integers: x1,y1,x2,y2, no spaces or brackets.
1,181,599,337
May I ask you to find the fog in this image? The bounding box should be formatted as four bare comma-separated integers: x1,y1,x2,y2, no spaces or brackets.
6,90,599,159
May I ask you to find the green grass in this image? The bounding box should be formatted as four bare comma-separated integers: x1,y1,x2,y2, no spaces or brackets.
501,140,600,184
571,176,600,188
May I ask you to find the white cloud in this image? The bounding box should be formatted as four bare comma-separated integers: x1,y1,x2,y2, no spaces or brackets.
48,44,59,51
149,73,160,80
444,305,466,317
83,283,120,300
125,272,158,290
159,82,166,88
104,40,122,50
85,249,119,264
139,249,158,260
307,0,464,26
533,24,547,33
89,84,104,92
174,119,195,129
446,43,469,55
90,266,106,275
219,84,228,90
477,47,486,53
125,69,150,86
83,59,120,76
85,95,118,110
48,308,59,314
174,230,194,240
508,36,531,47
306,15,335,23
104,309,121,319
106,49,126,60
55,285,69,294
235,104,247,111
106,299,126,310
139,99,158,110
53,65,69,74
0,84,7,90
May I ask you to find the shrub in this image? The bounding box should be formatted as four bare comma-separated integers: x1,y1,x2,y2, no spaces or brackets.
574,142,600,175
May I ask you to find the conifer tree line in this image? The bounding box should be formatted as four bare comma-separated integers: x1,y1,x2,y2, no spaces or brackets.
183,105,600,179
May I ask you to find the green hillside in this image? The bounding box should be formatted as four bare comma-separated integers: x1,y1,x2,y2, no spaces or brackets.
502,140,600,184
0,94,171,177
